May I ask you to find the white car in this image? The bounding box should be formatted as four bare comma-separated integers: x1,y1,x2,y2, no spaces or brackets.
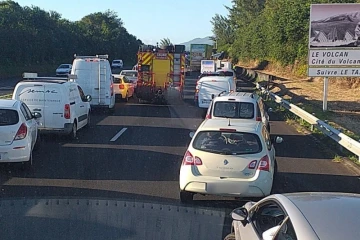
179,119,283,202
205,92,272,132
111,59,123,68
56,64,72,76
12,73,92,139
0,99,41,168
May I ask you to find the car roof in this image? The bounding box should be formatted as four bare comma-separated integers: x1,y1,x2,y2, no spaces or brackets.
279,192,360,240
198,76,233,82
198,119,262,132
0,99,19,108
121,70,136,72
214,92,259,102
18,79,69,84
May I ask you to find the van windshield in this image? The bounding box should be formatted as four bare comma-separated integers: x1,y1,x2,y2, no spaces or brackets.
213,101,254,119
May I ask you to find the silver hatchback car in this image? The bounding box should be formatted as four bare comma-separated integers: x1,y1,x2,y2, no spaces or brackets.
225,192,360,240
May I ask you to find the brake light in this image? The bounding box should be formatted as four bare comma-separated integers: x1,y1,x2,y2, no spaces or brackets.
206,114,211,119
14,123,27,140
256,117,262,121
119,84,125,89
110,83,114,96
219,128,236,132
248,160,257,169
258,155,270,171
64,104,70,119
182,151,202,165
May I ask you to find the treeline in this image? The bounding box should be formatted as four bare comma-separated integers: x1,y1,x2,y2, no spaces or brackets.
212,0,360,75
0,0,142,68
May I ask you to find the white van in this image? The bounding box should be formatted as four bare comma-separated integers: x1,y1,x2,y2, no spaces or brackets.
71,54,115,111
196,76,236,109
12,73,92,139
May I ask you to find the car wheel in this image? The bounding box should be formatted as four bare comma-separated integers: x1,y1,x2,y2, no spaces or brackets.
224,233,236,240
180,190,194,203
85,112,91,128
21,151,33,170
124,93,129,102
70,122,77,140
33,131,41,151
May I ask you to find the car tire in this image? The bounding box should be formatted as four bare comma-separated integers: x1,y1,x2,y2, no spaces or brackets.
124,93,129,102
224,233,236,240
33,131,41,151
70,122,77,140
180,190,194,203
21,151,33,170
85,112,91,128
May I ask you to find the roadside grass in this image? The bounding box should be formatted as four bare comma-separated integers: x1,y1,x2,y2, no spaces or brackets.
0,64,58,78
0,94,12,99
263,95,360,166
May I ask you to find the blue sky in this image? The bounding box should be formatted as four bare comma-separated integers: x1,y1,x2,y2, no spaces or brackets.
15,0,232,45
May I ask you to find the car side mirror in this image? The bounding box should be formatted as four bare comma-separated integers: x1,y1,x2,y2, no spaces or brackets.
86,95,92,102
231,207,249,226
262,226,281,240
189,132,195,138
32,112,42,119
268,108,273,113
272,136,283,144
211,94,215,99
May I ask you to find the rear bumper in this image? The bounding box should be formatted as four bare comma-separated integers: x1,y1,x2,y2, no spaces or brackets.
39,123,73,135
179,167,273,197
0,140,31,163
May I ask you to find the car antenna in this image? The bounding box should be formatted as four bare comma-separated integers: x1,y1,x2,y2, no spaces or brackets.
228,118,231,126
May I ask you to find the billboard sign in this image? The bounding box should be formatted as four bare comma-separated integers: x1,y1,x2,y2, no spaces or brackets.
190,44,206,64
308,4,360,77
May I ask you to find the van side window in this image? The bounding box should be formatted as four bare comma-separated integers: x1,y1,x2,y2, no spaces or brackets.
20,104,31,121
77,86,86,102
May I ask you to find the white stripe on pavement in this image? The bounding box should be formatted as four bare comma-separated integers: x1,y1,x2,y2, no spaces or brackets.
110,128,127,142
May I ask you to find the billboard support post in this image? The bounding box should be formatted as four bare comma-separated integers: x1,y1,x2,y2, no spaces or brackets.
323,77,328,111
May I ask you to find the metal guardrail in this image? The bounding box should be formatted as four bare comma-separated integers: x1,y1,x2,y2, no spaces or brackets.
256,83,360,161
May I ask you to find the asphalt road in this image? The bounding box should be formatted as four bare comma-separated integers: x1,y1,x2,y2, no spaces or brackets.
1,78,360,239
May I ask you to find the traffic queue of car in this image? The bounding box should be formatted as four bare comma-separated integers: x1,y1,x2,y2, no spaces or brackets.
0,55,134,169
190,68,360,240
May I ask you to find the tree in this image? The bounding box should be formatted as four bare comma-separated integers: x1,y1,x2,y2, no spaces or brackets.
159,38,172,49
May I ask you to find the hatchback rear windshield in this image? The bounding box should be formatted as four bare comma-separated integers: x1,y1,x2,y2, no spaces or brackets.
59,64,70,68
113,60,120,63
193,131,262,155
213,102,255,119
217,71,234,76
122,71,137,77
113,77,121,83
0,109,19,126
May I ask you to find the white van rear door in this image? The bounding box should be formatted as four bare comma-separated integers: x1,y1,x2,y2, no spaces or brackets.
99,60,109,105
43,84,65,129
14,83,45,127
199,80,230,104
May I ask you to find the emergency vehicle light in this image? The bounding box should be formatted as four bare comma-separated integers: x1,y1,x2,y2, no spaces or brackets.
23,73,38,78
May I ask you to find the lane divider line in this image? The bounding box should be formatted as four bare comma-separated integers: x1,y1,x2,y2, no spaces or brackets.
110,128,127,142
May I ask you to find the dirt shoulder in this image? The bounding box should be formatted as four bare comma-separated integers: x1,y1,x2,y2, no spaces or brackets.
237,64,360,138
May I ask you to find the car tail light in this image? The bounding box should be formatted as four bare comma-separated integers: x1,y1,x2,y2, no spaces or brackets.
110,83,114,96
64,104,70,119
205,114,211,119
119,84,125,89
182,151,202,166
248,160,257,169
14,123,27,140
258,155,270,171
219,128,236,132
256,116,262,121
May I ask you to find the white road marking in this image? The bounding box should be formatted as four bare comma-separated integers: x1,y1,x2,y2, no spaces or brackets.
110,128,127,142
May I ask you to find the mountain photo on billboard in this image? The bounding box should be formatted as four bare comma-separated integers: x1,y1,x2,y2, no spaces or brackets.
310,10,360,48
